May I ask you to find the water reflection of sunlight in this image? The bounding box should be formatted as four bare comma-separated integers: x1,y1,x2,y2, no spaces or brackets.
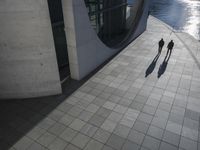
177,0,200,40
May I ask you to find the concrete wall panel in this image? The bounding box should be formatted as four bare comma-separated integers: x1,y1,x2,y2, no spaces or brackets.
63,0,149,80
0,0,62,99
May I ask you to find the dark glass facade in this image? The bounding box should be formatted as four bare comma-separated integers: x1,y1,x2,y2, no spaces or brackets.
84,0,145,47
47,0,70,80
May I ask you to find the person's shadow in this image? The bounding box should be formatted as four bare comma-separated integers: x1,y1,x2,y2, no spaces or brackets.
145,52,161,77
157,47,173,78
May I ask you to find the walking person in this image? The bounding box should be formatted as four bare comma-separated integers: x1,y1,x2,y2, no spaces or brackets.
158,38,165,53
165,40,174,61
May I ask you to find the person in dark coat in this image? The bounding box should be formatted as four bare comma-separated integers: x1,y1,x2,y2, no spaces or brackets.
165,40,174,61
158,38,165,53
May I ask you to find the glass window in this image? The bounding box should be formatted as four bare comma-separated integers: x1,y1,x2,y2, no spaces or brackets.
84,0,145,48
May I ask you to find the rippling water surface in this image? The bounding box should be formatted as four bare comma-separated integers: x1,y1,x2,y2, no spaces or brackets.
150,0,200,41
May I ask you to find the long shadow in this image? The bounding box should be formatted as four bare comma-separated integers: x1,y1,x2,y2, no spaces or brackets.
0,57,113,150
0,79,82,150
157,48,172,78
145,52,161,77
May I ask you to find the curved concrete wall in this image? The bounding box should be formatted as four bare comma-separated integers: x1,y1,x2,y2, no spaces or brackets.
63,0,149,80
0,0,62,99
0,0,149,99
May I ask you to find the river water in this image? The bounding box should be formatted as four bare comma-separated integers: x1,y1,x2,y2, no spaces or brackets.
150,0,200,41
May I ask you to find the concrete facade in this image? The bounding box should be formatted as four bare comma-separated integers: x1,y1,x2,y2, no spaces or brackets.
0,0,149,99
64,0,150,80
0,0,61,99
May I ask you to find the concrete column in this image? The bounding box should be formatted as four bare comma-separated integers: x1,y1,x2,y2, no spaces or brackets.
0,0,62,99
62,0,80,80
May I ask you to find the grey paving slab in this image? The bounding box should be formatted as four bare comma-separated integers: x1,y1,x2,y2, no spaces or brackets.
159,141,178,150
142,136,160,150
59,127,78,142
83,139,103,150
48,122,66,136
147,125,164,140
133,120,150,134
69,119,86,131
65,144,81,150
179,136,198,150
27,143,47,150
106,133,126,150
59,114,75,126
162,130,180,147
37,132,56,147
127,129,145,145
96,107,112,118
122,140,140,150
93,128,111,143
101,119,117,133
88,114,105,127
80,123,98,137
70,133,90,149
48,137,68,150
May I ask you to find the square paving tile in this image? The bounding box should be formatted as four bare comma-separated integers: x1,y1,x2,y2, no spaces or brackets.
107,112,123,123
96,107,112,118
48,137,68,150
101,119,117,132
122,140,140,150
151,116,168,129
80,123,98,137
59,127,77,142
106,134,126,150
37,132,56,147
162,130,180,146
113,124,131,138
147,125,164,140
179,136,197,150
113,105,128,114
127,129,145,145
65,144,81,150
166,121,182,135
142,105,157,115
48,122,66,136
159,141,178,150
86,104,99,113
71,133,90,149
102,145,114,150
137,113,153,124
181,126,198,141
88,114,105,127
142,136,160,150
84,139,103,150
69,119,86,131
27,143,46,150
93,128,111,143
59,114,75,126
78,110,93,122
133,120,149,134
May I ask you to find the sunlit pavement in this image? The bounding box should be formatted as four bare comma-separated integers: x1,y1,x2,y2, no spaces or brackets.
1,16,200,150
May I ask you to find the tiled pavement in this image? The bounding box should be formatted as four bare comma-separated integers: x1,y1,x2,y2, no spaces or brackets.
1,16,200,150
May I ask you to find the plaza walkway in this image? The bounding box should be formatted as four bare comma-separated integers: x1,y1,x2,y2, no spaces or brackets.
1,16,200,150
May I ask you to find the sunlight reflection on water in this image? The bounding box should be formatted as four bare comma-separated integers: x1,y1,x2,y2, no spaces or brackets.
150,0,200,40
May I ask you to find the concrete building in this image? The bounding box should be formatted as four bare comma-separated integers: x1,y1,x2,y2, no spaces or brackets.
0,0,150,99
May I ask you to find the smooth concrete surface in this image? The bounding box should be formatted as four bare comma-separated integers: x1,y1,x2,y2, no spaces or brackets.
0,0,62,99
1,16,200,150
63,0,149,80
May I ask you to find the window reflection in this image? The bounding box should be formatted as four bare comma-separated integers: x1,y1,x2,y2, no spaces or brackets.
84,0,144,47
